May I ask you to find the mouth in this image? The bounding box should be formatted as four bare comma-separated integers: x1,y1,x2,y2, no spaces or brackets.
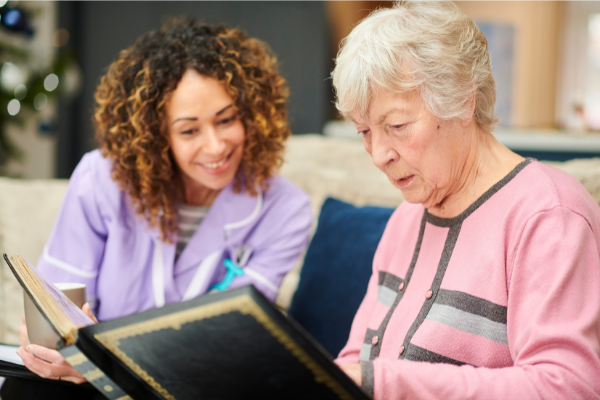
395,174,415,188
195,150,236,176
200,155,230,170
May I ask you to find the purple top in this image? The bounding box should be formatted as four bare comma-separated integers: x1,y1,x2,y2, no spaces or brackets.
38,150,312,321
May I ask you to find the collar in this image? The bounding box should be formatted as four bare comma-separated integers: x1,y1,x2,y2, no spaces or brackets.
170,182,263,272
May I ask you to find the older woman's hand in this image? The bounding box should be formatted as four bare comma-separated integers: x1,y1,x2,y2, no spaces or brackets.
340,363,362,387
16,303,98,384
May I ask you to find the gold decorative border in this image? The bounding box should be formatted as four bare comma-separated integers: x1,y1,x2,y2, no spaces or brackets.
65,352,88,366
83,368,105,382
94,295,355,400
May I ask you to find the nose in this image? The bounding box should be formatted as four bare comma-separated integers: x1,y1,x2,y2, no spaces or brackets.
201,126,227,155
369,130,398,170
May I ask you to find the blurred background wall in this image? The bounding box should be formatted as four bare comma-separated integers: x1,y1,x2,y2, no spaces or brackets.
0,1,599,179
0,1,59,179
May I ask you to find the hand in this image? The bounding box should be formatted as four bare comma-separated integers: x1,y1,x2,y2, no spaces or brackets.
16,344,87,383
15,302,98,383
340,363,362,386
82,303,98,323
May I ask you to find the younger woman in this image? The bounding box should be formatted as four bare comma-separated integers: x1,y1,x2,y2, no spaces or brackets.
5,17,311,398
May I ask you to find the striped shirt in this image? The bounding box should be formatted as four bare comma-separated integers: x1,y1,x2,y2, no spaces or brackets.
336,159,600,399
176,203,209,260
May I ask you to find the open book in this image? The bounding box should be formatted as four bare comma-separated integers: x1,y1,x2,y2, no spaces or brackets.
3,254,370,400
5,255,95,346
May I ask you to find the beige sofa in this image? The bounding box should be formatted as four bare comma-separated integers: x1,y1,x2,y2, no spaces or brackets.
0,134,599,345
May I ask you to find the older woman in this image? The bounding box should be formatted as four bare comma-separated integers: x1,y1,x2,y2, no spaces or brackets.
4,17,311,398
332,2,600,399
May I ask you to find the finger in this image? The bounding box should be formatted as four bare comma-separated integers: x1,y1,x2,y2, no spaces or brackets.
26,345,69,365
17,346,56,377
18,323,29,348
59,373,88,385
82,303,98,323
17,347,86,384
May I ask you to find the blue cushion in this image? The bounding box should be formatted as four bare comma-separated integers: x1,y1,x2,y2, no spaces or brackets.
288,197,395,357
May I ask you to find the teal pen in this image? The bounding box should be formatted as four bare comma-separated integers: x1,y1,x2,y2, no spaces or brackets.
209,258,244,292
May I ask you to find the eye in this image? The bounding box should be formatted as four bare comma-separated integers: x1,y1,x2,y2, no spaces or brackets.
390,124,404,130
218,115,238,125
357,129,370,136
181,129,195,135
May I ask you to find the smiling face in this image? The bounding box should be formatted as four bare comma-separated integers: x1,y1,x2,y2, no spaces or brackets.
351,89,472,209
167,69,245,196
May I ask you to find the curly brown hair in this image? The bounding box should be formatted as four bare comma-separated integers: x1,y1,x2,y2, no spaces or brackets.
93,17,290,241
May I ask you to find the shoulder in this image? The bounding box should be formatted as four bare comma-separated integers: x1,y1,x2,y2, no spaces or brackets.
255,175,312,232
262,174,311,210
506,160,600,227
72,149,115,186
518,161,590,199
482,160,600,268
218,174,311,232
68,149,126,216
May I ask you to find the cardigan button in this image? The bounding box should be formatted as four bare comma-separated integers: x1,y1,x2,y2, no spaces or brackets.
398,282,405,291
399,345,405,355
425,289,433,299
372,336,379,345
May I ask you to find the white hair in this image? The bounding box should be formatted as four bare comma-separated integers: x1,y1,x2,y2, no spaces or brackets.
332,1,499,132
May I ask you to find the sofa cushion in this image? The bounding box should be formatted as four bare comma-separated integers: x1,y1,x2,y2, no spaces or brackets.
287,197,394,357
275,134,403,310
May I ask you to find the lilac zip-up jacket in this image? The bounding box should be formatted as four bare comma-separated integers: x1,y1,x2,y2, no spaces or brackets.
37,150,312,322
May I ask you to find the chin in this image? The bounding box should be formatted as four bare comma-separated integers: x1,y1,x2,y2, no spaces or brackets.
400,194,422,205
203,176,235,191
398,189,427,206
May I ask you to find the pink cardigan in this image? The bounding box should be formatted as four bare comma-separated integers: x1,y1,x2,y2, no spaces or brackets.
336,160,600,400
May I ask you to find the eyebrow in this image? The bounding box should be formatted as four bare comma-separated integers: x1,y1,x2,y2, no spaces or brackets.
216,104,233,116
171,104,234,126
349,107,409,126
378,108,408,124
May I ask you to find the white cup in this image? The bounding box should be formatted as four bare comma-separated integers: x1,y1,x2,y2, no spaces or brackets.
23,283,86,349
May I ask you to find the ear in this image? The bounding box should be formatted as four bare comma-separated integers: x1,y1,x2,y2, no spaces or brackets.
461,91,476,128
